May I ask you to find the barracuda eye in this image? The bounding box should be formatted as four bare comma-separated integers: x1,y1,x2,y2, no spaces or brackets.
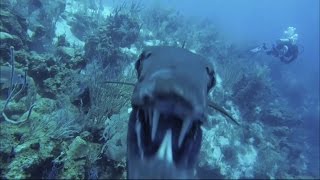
135,51,152,78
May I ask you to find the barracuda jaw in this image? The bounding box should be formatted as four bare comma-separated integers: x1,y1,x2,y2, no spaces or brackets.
130,105,202,179
134,101,202,166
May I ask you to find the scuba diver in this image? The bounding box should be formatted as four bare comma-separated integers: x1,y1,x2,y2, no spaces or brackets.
263,38,299,64
250,27,300,64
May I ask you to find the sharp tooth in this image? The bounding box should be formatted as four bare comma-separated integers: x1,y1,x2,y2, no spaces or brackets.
156,129,173,163
151,109,160,141
135,112,144,159
178,118,192,148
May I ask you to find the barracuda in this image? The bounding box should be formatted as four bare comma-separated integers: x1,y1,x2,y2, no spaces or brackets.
127,46,216,179
106,46,239,179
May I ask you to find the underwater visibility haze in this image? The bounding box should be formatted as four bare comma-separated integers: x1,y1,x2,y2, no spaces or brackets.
0,0,319,179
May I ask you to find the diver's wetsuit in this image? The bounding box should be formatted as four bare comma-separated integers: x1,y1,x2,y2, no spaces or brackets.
266,40,299,64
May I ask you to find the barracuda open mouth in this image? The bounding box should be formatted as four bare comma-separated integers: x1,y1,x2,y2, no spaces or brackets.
127,102,203,179
136,103,201,162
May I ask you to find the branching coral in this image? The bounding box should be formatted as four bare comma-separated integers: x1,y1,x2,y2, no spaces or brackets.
84,5,140,69
103,12,140,48
77,60,133,131
232,73,273,121
1,46,35,124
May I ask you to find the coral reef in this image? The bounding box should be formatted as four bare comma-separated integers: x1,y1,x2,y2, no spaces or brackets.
0,1,316,179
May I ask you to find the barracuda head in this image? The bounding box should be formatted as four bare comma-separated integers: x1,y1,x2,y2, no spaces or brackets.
127,46,216,179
